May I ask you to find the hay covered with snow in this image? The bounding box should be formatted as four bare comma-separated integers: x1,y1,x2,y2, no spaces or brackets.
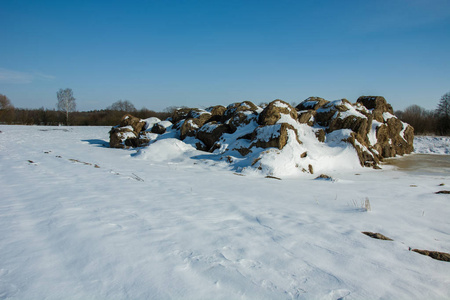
110,96,414,177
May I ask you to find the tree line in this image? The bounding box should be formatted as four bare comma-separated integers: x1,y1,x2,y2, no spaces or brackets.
394,92,450,135
1,89,449,135
0,91,170,126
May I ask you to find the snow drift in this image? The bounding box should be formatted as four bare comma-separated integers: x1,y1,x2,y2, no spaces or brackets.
110,96,414,177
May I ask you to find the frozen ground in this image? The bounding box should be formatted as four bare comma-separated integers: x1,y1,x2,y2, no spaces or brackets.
0,125,449,299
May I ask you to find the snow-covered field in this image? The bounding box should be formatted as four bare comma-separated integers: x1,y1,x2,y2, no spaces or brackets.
414,136,450,155
0,125,449,299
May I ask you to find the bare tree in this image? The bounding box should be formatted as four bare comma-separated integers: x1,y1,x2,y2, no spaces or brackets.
396,104,437,135
0,94,14,123
57,88,76,125
108,100,136,112
0,94,13,109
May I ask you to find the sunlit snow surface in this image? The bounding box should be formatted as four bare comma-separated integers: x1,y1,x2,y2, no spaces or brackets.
0,125,449,299
414,136,450,155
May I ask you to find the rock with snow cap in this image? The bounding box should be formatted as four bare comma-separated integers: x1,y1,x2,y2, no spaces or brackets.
250,123,301,150
109,95,414,174
296,97,329,111
258,99,298,126
196,122,231,150
223,101,259,132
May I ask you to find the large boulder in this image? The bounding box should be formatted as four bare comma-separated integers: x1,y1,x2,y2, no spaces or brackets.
329,114,370,146
373,117,414,158
357,96,394,122
171,108,192,125
298,110,316,126
223,101,258,120
109,114,147,148
223,101,259,132
196,122,231,150
345,132,380,168
258,99,297,126
151,123,166,134
109,127,137,148
250,123,301,150
206,105,227,122
180,118,202,140
179,110,212,140
296,97,329,111
119,114,146,133
315,99,353,127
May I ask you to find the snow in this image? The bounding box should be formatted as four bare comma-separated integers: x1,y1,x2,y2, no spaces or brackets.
199,122,220,133
189,110,209,119
337,107,367,120
187,119,199,128
414,136,450,155
302,101,317,108
0,125,449,299
120,130,137,139
273,100,290,109
253,124,282,142
158,120,173,129
142,117,161,130
134,138,198,163
382,112,396,120
368,120,382,146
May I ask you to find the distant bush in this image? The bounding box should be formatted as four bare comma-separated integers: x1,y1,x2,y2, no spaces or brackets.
395,105,437,135
0,107,170,126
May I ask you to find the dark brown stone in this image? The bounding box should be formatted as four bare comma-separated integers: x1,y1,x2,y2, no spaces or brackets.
206,105,226,120
223,101,258,121
435,190,450,194
251,123,301,150
151,124,166,134
109,127,136,148
119,114,146,134
316,129,326,143
298,110,316,126
362,232,393,241
345,132,380,167
258,99,297,126
412,249,450,262
171,108,192,124
315,174,332,180
196,122,231,150
296,97,329,111
180,118,203,140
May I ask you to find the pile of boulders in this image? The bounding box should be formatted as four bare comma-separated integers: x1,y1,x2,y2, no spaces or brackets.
295,96,414,167
110,96,414,170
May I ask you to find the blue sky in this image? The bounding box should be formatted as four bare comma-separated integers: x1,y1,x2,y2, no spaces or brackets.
1,0,449,112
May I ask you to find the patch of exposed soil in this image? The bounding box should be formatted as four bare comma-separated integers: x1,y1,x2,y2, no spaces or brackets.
362,232,393,241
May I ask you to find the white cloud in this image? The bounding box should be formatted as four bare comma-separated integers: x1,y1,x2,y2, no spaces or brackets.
0,68,55,84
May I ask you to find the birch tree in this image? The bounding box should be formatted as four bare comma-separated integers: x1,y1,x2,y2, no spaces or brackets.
56,88,76,125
